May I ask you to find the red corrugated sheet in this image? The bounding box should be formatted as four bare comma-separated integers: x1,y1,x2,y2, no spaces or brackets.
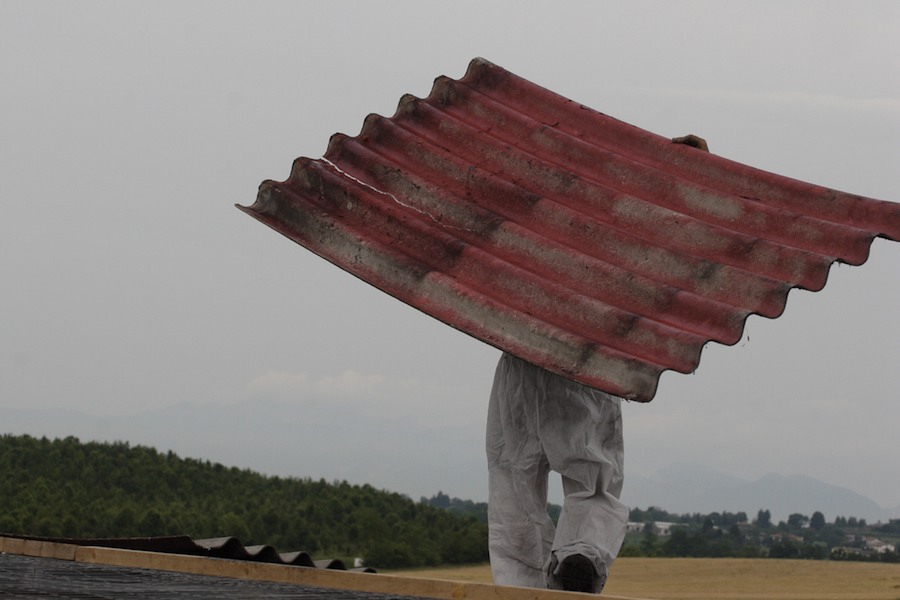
239,58,900,402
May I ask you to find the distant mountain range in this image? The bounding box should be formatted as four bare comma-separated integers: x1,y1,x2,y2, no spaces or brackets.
622,462,900,523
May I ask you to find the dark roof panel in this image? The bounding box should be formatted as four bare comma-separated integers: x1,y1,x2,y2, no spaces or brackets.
240,58,900,402
3,534,369,571
0,554,417,599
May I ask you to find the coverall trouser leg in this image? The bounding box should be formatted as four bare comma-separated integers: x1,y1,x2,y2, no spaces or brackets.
486,353,628,592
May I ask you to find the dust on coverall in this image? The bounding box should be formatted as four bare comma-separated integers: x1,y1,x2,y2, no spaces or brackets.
486,353,628,592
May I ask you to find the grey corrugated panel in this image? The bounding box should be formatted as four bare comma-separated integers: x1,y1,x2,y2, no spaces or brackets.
2,534,365,571
239,57,900,402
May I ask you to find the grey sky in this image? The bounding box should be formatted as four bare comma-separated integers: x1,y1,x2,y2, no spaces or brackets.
2,2,898,512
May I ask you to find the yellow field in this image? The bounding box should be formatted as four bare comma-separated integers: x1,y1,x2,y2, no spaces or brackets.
389,558,900,599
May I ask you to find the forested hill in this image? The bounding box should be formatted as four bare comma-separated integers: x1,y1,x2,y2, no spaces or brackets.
0,434,487,568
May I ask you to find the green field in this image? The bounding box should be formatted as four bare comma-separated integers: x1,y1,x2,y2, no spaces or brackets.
390,558,900,599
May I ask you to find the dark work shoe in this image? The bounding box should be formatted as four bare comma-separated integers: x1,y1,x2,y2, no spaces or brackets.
556,554,598,593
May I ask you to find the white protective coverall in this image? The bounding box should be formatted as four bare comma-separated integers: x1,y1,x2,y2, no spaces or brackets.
486,353,628,593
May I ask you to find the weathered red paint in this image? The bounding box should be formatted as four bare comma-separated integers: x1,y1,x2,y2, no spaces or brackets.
239,58,900,402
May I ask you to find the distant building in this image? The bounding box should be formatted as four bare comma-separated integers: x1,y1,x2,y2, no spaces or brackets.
769,532,804,544
863,537,895,554
653,522,676,536
626,521,675,536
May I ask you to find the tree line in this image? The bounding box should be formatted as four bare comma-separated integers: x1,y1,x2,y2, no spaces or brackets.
420,495,900,563
0,434,486,568
620,507,900,562
5,434,896,568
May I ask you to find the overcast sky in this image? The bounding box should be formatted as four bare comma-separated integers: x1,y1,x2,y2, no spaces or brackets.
2,2,898,512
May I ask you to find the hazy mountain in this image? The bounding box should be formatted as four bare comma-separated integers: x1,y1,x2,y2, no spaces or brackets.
622,462,898,523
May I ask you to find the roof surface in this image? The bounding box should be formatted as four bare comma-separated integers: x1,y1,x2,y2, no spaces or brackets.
240,58,900,402
0,535,584,600
0,554,408,600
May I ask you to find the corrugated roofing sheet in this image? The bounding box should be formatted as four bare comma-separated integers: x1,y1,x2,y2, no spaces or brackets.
3,534,372,571
239,57,900,402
